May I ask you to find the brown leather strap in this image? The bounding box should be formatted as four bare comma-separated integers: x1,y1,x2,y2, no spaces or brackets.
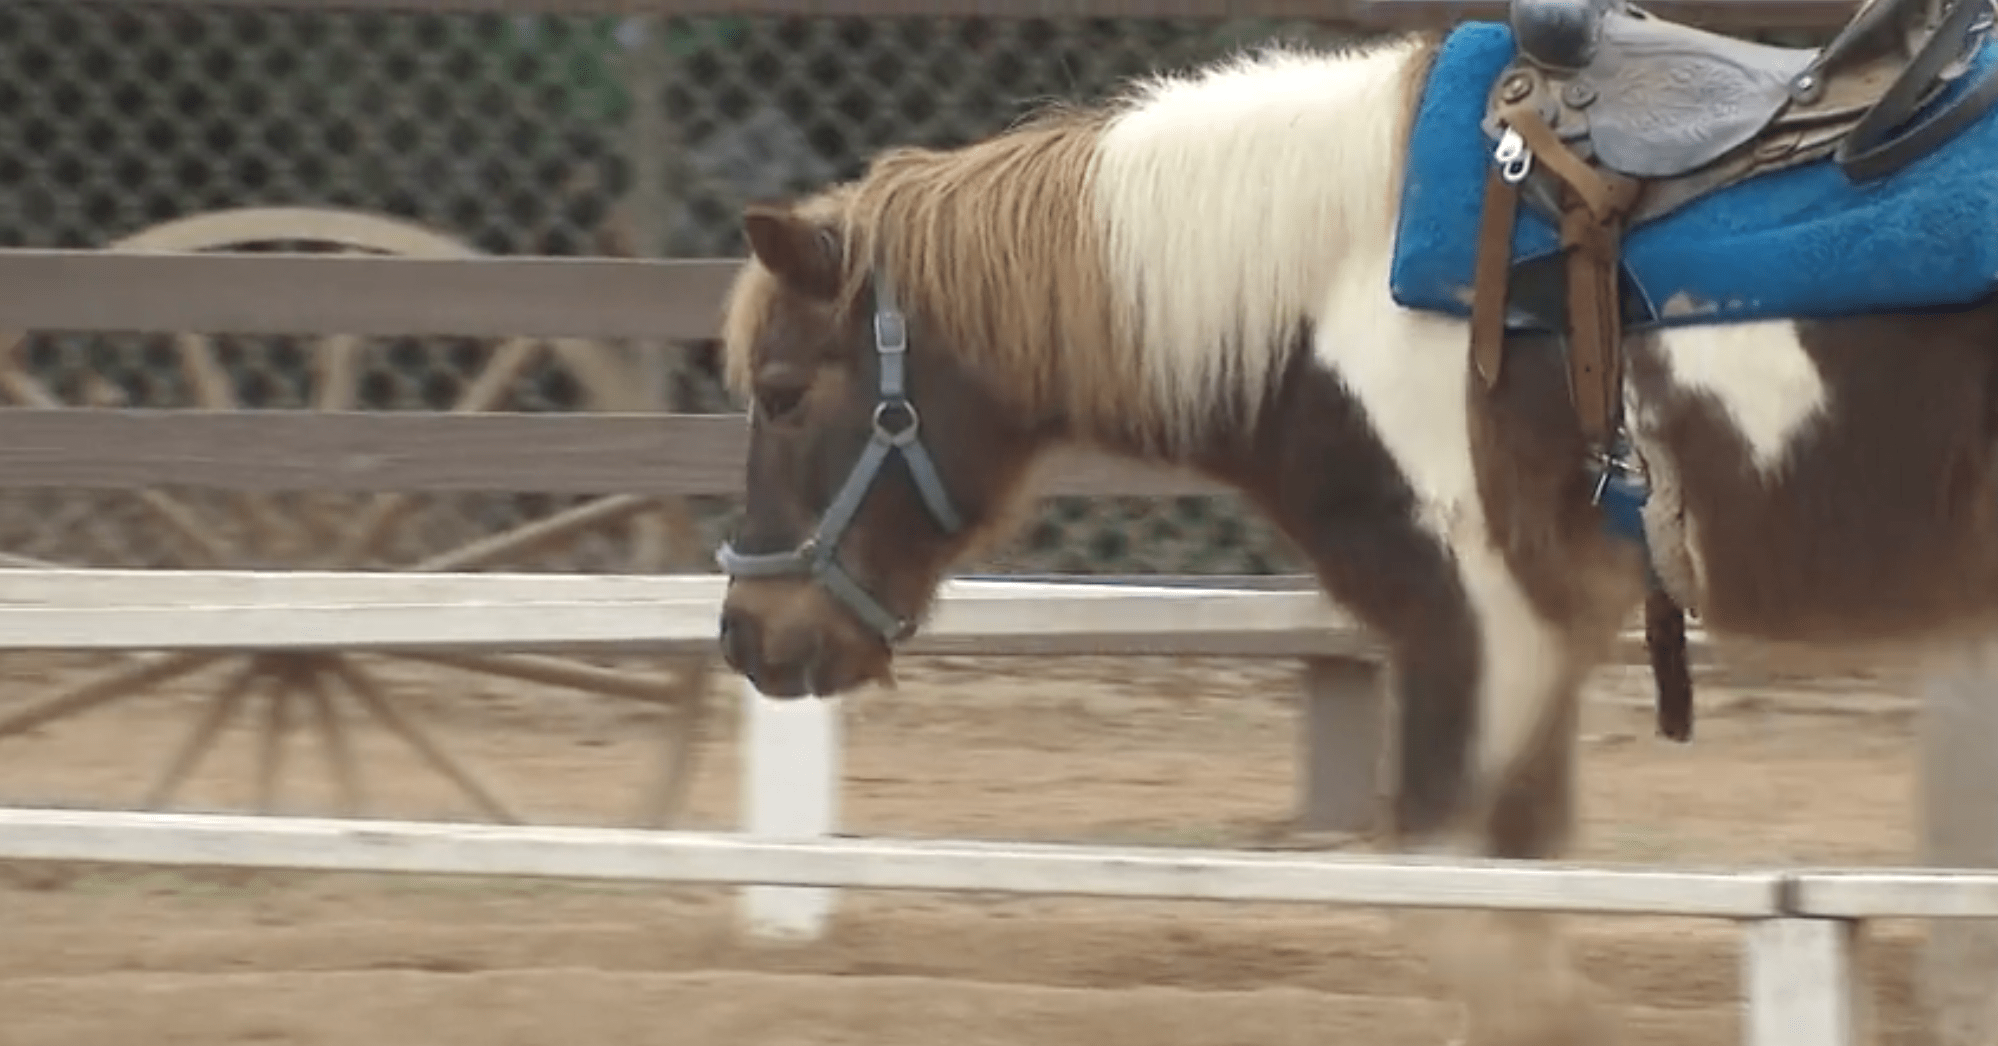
1498,105,1638,223
1646,588,1694,743
1837,0,1998,183
1469,166,1520,390
1560,199,1627,446
1493,102,1640,447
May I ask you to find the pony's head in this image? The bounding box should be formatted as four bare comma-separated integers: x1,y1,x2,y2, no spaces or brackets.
712,166,1075,697
712,106,1135,697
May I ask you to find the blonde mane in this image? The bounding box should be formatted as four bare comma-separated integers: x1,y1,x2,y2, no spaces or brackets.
724,102,1147,440
723,34,1435,453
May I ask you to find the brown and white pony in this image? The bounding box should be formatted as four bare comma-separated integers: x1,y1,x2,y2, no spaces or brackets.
712,30,1998,1046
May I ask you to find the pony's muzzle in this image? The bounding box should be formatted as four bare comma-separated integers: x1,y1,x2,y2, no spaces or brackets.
717,605,763,680
718,584,886,699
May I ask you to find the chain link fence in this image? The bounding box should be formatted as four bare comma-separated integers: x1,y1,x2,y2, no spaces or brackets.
0,2,1836,576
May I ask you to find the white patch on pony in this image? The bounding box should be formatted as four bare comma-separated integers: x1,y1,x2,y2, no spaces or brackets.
1086,39,1607,1044
1089,32,1570,794
1089,38,1426,448
1655,320,1828,476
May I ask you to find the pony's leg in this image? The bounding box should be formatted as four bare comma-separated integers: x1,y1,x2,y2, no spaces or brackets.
1250,334,1632,1044
1287,508,1613,1044
1398,709,1604,1046
1393,539,1619,1046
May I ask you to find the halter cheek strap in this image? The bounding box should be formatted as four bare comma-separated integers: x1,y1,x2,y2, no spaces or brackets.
714,273,965,643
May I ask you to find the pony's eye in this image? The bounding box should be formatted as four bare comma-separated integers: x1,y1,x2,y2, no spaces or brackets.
753,365,810,422
758,385,804,420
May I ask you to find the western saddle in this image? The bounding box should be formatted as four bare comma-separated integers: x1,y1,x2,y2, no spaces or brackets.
1470,0,1998,739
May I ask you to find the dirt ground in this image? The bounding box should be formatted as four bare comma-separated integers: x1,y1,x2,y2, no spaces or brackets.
0,651,1948,1046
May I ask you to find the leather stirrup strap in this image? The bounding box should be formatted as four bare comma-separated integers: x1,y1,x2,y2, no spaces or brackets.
1495,105,1640,447
1561,202,1627,446
1470,165,1521,389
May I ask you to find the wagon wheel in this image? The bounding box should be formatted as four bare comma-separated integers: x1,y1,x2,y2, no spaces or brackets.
0,206,712,828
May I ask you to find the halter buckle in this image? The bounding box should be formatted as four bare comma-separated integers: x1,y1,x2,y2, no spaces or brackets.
873,310,908,354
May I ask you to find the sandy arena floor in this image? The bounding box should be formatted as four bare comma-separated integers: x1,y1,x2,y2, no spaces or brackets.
0,651,1945,1045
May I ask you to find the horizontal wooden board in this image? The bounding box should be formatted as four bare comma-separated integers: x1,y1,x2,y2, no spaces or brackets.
0,408,1227,496
0,808,1791,916
76,0,1863,29
0,250,739,340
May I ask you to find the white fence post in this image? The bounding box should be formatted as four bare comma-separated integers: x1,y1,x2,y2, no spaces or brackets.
739,680,841,941
1742,918,1867,1046
1920,642,1998,1046
1297,656,1386,834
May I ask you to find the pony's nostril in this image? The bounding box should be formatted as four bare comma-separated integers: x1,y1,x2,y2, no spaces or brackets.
718,607,760,671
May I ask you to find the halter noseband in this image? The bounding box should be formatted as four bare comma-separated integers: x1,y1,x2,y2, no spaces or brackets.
714,272,965,643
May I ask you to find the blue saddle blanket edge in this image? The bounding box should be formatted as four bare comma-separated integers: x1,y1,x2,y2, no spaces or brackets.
1387,22,1998,330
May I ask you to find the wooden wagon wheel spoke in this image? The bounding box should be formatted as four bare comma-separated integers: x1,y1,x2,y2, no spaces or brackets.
0,206,713,829
325,657,519,825
384,649,712,829
131,488,235,567
254,666,295,815
0,340,51,408
141,659,260,810
0,550,71,570
332,335,548,568
298,664,364,817
638,658,711,830
0,341,234,567
409,493,657,573
314,333,364,413
383,651,692,705
0,652,224,741
176,331,292,565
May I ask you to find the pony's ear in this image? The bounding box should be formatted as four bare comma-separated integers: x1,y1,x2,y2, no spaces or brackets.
742,203,843,301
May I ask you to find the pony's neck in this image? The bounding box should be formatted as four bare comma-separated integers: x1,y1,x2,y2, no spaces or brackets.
1182,334,1427,581
1080,35,1431,458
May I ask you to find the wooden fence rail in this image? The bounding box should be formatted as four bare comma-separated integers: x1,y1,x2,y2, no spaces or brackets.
0,805,1912,1046
0,408,1227,498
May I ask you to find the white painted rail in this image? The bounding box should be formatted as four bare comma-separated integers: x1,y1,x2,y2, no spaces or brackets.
0,805,1953,1046
0,568,1358,655
0,807,1786,915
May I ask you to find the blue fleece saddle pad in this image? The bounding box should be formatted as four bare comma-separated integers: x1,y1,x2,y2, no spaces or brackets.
1388,21,1998,330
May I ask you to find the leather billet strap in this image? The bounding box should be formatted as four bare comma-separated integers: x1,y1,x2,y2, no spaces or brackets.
714,271,966,644
1558,192,1631,448
1469,166,1520,389
1472,101,1641,449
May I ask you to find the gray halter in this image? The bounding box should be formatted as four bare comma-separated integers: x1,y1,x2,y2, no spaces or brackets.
714,273,965,642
